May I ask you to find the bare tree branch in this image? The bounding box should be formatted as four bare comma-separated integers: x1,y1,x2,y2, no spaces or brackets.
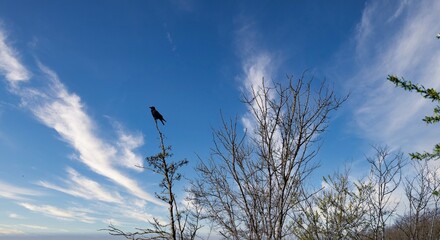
190,75,345,239
104,118,201,240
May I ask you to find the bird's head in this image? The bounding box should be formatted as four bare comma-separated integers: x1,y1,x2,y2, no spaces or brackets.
149,106,155,110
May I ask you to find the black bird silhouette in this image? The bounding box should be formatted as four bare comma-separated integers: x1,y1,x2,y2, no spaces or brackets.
150,106,166,125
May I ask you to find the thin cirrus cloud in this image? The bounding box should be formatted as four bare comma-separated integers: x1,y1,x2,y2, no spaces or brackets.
347,0,440,153
238,52,288,155
234,17,288,151
37,167,124,204
19,224,48,230
0,30,30,83
0,226,23,235
324,0,440,217
8,213,24,219
0,181,41,201
240,53,275,134
233,16,276,134
27,63,163,205
18,203,96,223
0,27,163,207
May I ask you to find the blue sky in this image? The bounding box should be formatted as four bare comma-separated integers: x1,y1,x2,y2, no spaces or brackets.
0,0,439,238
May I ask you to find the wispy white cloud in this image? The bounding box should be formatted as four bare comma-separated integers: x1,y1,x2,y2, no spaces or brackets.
0,225,23,235
38,167,124,204
0,28,30,83
240,53,276,135
339,1,440,217
234,16,278,135
0,223,71,235
8,213,24,219
242,53,273,93
19,202,96,223
120,207,159,224
348,0,440,154
354,1,376,58
233,16,290,159
112,120,144,171
20,224,48,230
0,181,41,201
0,25,171,229
387,0,410,23
75,198,161,226
15,62,161,206
0,28,162,206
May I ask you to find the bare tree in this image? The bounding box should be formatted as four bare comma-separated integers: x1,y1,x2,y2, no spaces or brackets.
427,167,440,240
105,122,201,240
294,169,372,240
366,146,404,240
394,160,440,240
190,76,345,239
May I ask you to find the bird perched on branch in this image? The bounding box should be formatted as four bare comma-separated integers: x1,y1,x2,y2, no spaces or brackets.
150,106,166,125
